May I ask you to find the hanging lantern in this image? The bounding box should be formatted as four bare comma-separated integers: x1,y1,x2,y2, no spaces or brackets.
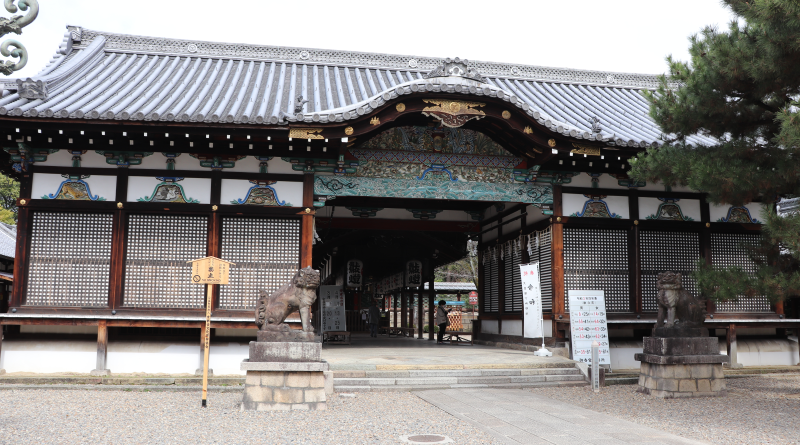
406,260,423,288
346,259,363,288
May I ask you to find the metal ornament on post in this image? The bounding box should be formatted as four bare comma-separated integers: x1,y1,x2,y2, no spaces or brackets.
591,341,600,392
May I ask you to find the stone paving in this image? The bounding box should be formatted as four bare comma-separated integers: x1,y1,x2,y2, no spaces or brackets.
322,333,573,370
417,388,708,445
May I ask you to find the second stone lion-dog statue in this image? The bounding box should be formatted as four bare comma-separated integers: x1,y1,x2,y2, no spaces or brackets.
255,266,320,334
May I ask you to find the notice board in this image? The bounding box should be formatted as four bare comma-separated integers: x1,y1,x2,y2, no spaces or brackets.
568,290,610,365
320,285,346,332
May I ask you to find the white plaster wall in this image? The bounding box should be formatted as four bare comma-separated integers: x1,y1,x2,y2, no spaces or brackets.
481,320,499,335
128,152,166,170
638,197,701,221
563,193,629,219
709,202,765,223
31,173,117,201
127,176,212,204
502,320,522,336
269,158,301,175
225,156,262,173
566,173,619,189
0,339,250,375
220,179,302,207
639,179,694,193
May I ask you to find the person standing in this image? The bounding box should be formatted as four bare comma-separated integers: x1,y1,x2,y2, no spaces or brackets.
368,300,381,338
435,300,450,344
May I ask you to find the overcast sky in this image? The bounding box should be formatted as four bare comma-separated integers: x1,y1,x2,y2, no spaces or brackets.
9,0,736,78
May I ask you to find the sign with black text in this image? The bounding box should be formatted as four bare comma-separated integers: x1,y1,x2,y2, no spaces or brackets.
568,290,610,365
520,262,543,338
320,285,346,332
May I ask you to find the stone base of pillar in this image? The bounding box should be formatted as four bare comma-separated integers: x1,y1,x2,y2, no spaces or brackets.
635,334,729,398
240,360,328,411
195,368,214,377
90,369,111,376
0,369,6,375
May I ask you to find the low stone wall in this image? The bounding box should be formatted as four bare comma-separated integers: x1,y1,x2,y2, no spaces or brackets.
242,370,326,411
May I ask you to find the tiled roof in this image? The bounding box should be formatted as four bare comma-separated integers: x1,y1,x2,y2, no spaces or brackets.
0,26,715,148
0,222,16,260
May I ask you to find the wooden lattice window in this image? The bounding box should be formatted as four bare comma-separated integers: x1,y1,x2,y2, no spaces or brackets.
25,212,113,307
503,243,522,312
640,230,700,312
564,228,630,312
711,233,771,313
482,251,499,313
219,217,300,310
122,215,208,308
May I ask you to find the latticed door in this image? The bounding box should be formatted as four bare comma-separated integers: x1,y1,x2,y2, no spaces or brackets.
563,228,630,312
122,215,208,308
639,230,701,312
503,243,522,312
25,212,113,307
219,217,300,310
711,232,771,312
482,252,499,313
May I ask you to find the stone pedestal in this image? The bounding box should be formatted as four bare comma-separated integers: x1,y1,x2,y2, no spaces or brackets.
240,338,328,411
635,332,729,398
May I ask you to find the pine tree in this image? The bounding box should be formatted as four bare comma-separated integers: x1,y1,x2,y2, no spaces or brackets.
629,0,800,303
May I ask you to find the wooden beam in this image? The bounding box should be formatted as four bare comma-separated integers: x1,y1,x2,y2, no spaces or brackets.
315,217,479,233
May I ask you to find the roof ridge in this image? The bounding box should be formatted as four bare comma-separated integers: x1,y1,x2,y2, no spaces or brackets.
68,26,672,90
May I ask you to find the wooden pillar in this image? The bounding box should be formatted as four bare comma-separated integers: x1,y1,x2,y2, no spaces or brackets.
551,184,566,338
300,174,315,268
726,324,742,368
90,320,110,376
401,288,408,328
10,205,30,308
427,263,435,341
417,290,423,339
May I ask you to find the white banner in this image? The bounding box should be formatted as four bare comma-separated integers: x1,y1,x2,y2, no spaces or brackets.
520,262,543,338
320,285,346,333
568,290,610,365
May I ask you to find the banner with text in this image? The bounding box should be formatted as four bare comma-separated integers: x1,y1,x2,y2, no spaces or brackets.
320,285,346,333
568,290,610,365
520,262,543,338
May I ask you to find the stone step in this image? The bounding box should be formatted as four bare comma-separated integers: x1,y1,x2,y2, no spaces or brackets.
334,374,585,387
332,368,582,379
335,381,587,392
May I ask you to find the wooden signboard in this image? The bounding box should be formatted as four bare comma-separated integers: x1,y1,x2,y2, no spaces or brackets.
187,256,235,408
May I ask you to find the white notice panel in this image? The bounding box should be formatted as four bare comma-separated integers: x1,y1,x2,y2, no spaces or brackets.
520,262,543,338
320,285,346,332
568,290,610,365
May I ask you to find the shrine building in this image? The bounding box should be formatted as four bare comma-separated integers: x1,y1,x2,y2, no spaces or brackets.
0,25,796,374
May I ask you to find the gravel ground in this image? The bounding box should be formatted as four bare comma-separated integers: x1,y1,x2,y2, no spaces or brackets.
529,375,800,445
0,389,501,445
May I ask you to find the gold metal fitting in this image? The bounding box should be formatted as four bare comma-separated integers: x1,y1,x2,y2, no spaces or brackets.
344,126,354,136
116,202,123,209
634,220,639,225
556,216,562,222
396,103,406,112
502,110,511,119
548,139,556,147
706,222,711,228
212,205,218,212
305,208,311,214
18,199,25,205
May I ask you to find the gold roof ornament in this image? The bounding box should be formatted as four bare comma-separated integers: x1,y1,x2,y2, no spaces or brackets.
370,116,380,125
502,110,511,119
344,126,354,135
421,99,485,128
524,126,533,134
548,139,557,147
288,128,324,140
396,103,406,112
571,143,602,156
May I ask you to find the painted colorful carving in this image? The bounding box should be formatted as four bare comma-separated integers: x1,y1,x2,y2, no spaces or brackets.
571,195,621,218
359,126,509,156
43,175,104,201
96,150,153,167
717,206,760,224
232,180,290,206
646,198,694,221
421,100,486,128
315,176,553,206
138,177,199,204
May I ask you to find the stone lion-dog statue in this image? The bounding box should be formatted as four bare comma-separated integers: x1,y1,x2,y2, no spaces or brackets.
656,271,705,328
255,267,320,332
